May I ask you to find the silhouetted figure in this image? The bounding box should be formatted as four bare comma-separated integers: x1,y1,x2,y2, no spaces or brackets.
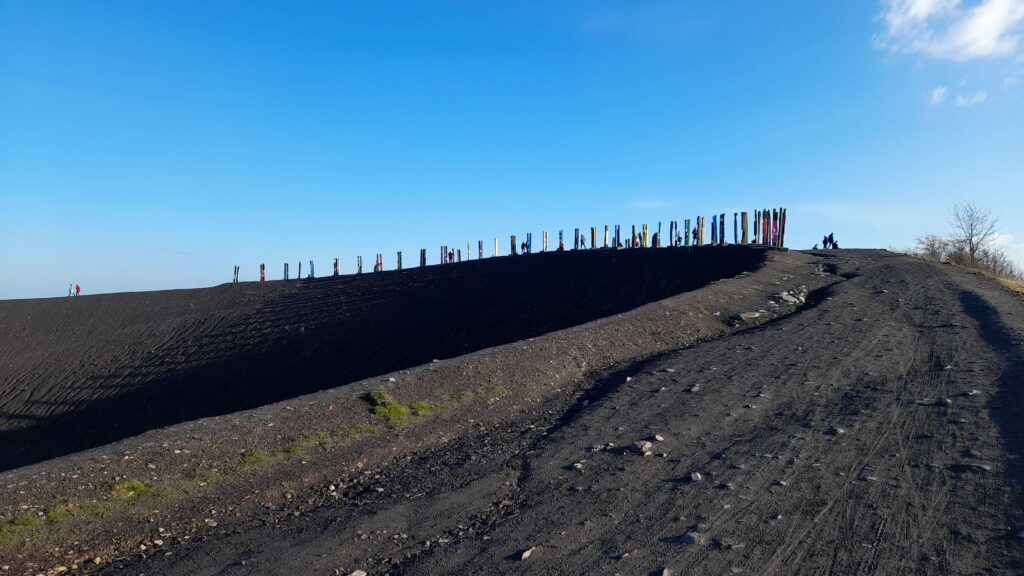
827,233,835,249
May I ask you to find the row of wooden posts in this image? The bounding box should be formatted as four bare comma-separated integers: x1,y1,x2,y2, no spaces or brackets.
230,208,787,282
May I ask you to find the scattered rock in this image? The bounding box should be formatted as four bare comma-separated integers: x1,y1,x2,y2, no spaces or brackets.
827,426,846,436
572,462,584,471
677,531,703,545
659,569,673,576
689,386,701,393
653,435,665,442
519,547,536,561
713,537,745,550
730,311,762,323
774,480,788,487
629,441,654,455
349,571,368,576
966,389,982,396
690,472,703,483
779,292,800,304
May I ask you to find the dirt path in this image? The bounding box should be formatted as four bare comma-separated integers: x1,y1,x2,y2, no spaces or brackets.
95,250,1024,575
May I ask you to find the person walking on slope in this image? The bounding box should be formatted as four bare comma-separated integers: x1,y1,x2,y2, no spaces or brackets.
68,284,73,297
75,284,81,296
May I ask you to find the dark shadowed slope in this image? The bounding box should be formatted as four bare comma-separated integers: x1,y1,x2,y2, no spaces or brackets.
100,250,1024,576
0,246,765,470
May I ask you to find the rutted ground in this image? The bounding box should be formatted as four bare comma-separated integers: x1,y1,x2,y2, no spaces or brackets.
0,248,829,574
94,250,1024,575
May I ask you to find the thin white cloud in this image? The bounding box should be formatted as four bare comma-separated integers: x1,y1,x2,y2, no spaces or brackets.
991,232,1024,268
877,0,1024,61
955,89,989,104
931,85,949,103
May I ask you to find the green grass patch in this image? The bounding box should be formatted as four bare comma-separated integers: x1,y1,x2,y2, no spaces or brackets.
242,451,270,465
111,479,165,499
0,524,29,546
12,516,38,527
374,401,413,427
366,391,436,427
46,505,76,523
354,424,379,434
410,402,433,416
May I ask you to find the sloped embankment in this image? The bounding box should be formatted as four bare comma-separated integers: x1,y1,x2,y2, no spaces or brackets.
0,246,765,470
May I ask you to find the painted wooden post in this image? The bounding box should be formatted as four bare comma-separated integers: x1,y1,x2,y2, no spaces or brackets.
478,240,483,259
420,249,427,266
284,262,289,280
456,249,461,263
333,258,339,276
298,261,302,279
683,219,690,246
604,225,609,248
397,252,402,270
643,224,649,248
631,225,636,247
711,215,718,245
741,212,748,244
357,256,363,274
614,224,621,247
526,232,532,254
657,222,662,247
590,227,597,250
720,214,726,246
494,238,498,257
780,208,787,247
543,231,548,252
733,213,738,244
233,265,239,283
511,235,517,255
260,263,265,282
559,230,564,250
574,228,580,250
309,260,315,278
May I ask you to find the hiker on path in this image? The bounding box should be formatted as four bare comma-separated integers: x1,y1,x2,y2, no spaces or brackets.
75,284,81,296
822,235,830,249
579,236,587,249
692,228,698,245
827,233,835,249
68,284,73,297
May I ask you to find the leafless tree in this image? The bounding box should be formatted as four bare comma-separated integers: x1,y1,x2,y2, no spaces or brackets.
914,234,948,261
948,200,998,268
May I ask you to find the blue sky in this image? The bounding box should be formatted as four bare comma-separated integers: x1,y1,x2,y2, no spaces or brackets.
1,1,1022,299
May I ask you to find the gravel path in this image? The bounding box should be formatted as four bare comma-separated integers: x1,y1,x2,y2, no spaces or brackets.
96,250,1024,575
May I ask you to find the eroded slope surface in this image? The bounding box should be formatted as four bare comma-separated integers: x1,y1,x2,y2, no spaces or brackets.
94,250,1024,575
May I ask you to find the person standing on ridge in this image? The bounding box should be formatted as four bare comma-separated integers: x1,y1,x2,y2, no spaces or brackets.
75,284,81,296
